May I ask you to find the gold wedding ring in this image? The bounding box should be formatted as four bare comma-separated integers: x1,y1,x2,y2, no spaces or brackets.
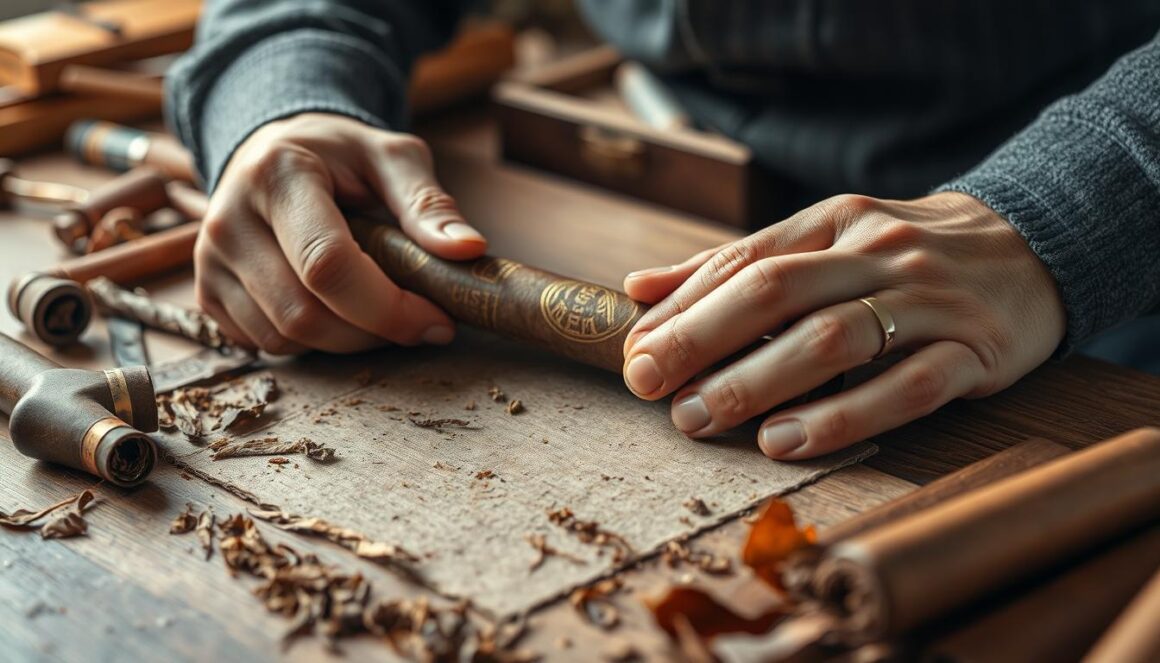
858,297,896,359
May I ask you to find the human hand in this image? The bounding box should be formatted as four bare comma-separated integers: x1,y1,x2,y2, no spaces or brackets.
195,113,487,354
620,193,1066,459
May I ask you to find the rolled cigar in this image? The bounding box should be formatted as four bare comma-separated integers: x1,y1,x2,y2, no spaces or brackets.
8,222,200,345
87,206,146,253
1083,559,1160,663
927,525,1160,663
812,428,1160,644
58,66,165,106
616,61,691,131
0,158,89,208
87,276,227,349
52,167,170,253
66,120,197,183
350,216,641,371
0,332,156,487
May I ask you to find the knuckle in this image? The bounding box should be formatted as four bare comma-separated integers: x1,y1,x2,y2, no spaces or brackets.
200,212,233,249
863,220,925,253
803,313,857,362
898,363,947,413
274,302,322,342
701,242,756,289
382,134,432,164
895,249,944,283
737,259,790,306
833,193,878,215
710,378,753,420
812,408,851,446
299,236,353,294
407,186,459,219
663,318,697,369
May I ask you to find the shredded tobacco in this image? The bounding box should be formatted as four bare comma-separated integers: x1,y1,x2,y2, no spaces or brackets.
660,539,733,576
506,400,524,415
157,373,279,439
570,578,624,630
547,507,634,564
209,435,335,462
524,533,586,572
682,497,712,517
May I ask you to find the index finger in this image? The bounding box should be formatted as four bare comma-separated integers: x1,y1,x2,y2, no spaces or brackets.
259,163,455,346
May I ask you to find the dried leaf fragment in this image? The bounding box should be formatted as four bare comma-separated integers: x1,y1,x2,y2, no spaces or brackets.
683,497,711,517
488,386,505,402
169,503,198,534
525,533,586,572
196,510,216,560
506,399,524,415
87,276,229,348
548,507,634,564
408,417,478,431
570,578,624,630
1,489,95,539
661,539,733,576
210,435,335,462
157,373,279,439
647,586,785,641
742,499,817,591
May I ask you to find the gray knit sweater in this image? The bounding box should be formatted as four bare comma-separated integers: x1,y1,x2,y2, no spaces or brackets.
167,1,1160,353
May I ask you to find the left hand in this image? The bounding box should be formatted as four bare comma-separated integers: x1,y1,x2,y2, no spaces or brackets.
620,192,1066,460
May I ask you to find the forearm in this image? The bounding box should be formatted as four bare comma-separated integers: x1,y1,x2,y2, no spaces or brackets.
165,0,471,190
941,31,1160,352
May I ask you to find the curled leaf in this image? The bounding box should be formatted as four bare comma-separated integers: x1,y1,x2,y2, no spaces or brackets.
742,500,817,591
648,586,786,641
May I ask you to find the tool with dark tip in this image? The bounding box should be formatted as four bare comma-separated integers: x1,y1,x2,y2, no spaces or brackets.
52,167,170,253
66,120,197,183
0,332,157,486
0,158,89,208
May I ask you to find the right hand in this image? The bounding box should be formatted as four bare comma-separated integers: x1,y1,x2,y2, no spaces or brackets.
196,113,487,354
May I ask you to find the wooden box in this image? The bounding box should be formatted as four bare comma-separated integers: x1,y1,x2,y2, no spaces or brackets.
494,46,773,228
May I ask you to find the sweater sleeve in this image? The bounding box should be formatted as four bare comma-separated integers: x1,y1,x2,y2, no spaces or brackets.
939,31,1160,353
165,0,472,190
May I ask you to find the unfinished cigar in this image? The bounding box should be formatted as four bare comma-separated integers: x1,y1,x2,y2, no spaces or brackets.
1083,558,1160,663
0,158,89,208
350,217,640,371
0,332,156,487
87,276,227,349
616,62,691,131
52,167,170,253
8,222,199,346
66,120,197,183
811,428,1160,644
87,206,146,253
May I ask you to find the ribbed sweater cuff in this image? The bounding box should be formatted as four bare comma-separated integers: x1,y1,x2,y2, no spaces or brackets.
191,29,405,191
938,110,1159,355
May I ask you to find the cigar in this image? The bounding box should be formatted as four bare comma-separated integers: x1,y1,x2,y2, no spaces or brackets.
66,120,197,183
52,167,170,253
8,222,200,346
615,62,691,131
58,65,165,106
1083,559,1160,663
810,428,1160,644
350,216,641,371
86,206,146,253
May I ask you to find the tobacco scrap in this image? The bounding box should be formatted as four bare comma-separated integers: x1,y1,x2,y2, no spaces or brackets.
570,578,624,630
506,399,524,415
471,618,540,663
683,497,712,517
209,435,335,462
1,489,96,540
475,470,495,480
647,586,785,641
524,533,587,572
604,641,643,662
488,386,505,402
169,503,198,534
742,499,817,591
408,417,479,431
268,457,291,466
157,373,279,439
660,539,733,576
87,276,229,349
196,510,215,560
247,507,418,569
547,507,634,564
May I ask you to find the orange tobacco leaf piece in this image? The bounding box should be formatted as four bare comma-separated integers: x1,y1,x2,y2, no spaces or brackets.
742,499,817,591
648,587,785,641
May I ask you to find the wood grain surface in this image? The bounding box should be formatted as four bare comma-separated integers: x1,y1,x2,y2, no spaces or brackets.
0,107,1158,661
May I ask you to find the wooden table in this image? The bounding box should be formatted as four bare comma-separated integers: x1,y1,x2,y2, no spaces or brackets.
1,106,1158,662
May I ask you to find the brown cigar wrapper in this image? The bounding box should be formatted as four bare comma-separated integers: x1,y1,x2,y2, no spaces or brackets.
812,428,1160,643
1082,559,1160,663
350,217,641,372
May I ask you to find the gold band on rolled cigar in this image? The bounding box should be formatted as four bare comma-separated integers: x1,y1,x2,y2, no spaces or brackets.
102,368,134,424
79,416,124,477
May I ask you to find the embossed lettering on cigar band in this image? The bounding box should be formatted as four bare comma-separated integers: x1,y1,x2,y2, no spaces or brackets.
450,284,499,327
540,281,639,343
471,258,520,283
390,235,431,275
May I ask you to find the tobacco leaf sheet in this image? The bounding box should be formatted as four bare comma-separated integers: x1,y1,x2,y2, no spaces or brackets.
157,373,279,440
87,276,229,349
1,489,95,539
158,328,874,616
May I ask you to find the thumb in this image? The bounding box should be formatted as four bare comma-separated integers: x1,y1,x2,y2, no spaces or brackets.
366,134,487,260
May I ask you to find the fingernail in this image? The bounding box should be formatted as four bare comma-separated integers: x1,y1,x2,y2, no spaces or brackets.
624,354,664,396
421,325,454,345
672,394,711,434
442,222,485,243
626,265,674,280
759,420,806,457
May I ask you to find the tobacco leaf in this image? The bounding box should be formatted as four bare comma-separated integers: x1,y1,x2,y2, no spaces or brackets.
2,489,96,540
210,435,335,462
683,497,712,517
40,512,87,539
570,578,624,630
525,533,586,572
0,495,79,529
660,539,733,576
506,399,524,415
87,276,229,349
742,499,817,591
648,586,786,641
248,507,418,568
408,417,479,431
169,503,198,534
196,510,216,560
547,507,634,564
157,373,279,440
